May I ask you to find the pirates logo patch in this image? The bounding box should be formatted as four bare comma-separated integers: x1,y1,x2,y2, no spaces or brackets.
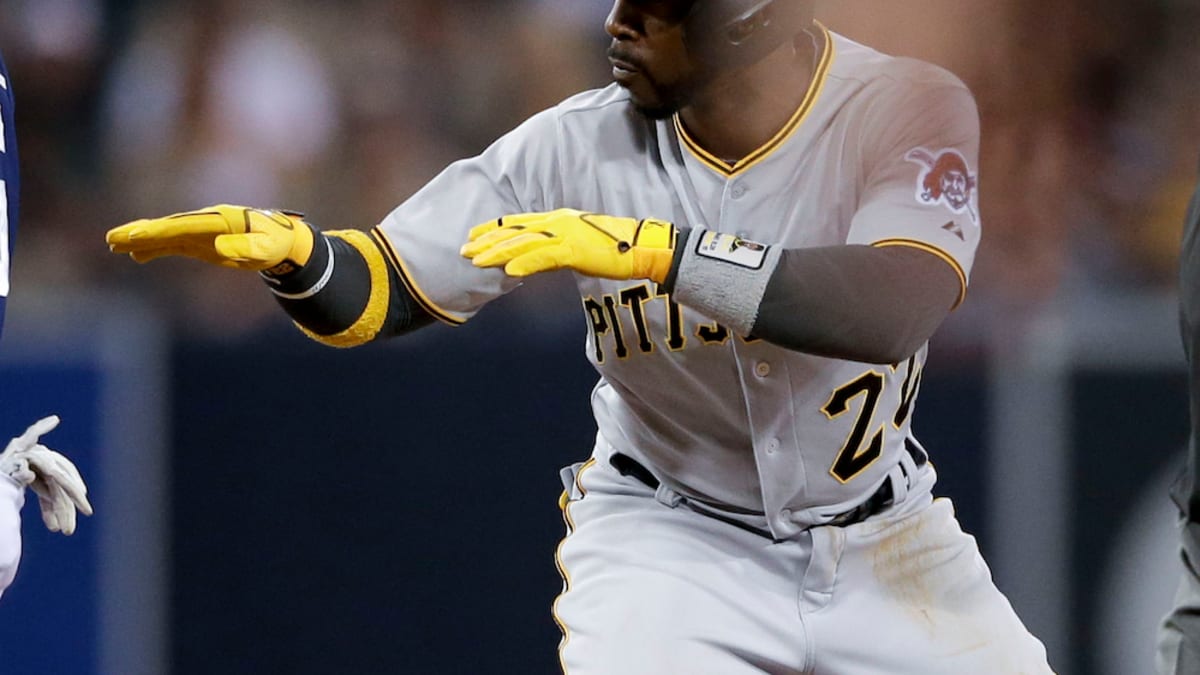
905,148,978,223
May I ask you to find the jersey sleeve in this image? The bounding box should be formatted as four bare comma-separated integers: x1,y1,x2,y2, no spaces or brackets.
0,474,24,599
846,76,981,307
373,107,566,324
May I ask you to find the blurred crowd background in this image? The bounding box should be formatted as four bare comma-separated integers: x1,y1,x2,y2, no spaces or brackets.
0,0,1196,355
0,1,1198,674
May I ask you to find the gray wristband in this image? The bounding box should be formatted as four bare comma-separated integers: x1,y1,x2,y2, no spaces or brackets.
671,228,783,336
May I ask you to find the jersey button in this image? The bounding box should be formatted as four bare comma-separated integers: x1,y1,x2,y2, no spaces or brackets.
731,184,748,199
780,508,794,520
765,438,780,454
754,361,771,377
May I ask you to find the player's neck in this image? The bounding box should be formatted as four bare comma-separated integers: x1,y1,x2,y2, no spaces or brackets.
678,29,823,165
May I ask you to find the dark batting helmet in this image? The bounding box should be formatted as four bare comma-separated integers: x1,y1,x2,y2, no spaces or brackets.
683,0,814,67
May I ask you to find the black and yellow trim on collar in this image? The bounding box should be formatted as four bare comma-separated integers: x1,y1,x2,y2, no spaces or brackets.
674,21,835,178
872,238,968,310
370,226,467,326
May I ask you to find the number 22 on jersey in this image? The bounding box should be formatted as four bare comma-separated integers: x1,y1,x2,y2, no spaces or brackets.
823,355,922,483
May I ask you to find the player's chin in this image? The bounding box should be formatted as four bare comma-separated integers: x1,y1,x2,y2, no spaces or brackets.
622,85,680,121
632,102,678,120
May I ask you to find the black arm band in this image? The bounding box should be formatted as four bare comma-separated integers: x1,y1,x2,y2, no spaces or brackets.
263,228,434,343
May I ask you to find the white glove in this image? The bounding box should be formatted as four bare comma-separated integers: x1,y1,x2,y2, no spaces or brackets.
0,415,93,535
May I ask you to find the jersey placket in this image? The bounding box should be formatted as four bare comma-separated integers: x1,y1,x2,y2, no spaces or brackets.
718,173,808,540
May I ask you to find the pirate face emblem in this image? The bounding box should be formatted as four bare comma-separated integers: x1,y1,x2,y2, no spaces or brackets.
938,169,970,210
905,148,978,222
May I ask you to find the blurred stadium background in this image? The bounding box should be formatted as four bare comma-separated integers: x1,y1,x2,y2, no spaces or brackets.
0,0,1197,673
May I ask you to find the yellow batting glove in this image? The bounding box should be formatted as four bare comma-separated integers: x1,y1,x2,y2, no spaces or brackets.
106,204,315,274
460,209,678,283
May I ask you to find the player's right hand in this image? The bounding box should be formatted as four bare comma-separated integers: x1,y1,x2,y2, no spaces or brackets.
0,415,93,536
106,204,315,274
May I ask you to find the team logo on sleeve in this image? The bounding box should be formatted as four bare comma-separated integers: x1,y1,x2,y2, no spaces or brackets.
905,148,978,224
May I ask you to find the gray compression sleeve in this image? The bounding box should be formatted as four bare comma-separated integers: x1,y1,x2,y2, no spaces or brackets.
752,244,960,363
667,228,961,364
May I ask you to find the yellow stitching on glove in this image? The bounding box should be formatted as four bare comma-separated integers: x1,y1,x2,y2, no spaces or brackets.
294,229,390,348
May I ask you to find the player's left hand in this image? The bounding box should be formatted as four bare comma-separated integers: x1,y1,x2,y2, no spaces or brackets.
460,209,678,283
0,416,93,535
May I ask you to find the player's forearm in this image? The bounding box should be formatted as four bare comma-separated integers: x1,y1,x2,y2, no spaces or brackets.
264,225,435,347
664,229,960,364
751,244,959,363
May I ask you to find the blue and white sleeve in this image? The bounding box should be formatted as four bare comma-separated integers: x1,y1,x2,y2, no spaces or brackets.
0,474,24,600
0,57,19,339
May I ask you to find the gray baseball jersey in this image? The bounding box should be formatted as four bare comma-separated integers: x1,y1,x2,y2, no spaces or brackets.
377,28,980,540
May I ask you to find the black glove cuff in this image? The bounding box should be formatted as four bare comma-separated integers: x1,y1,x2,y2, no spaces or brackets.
660,226,691,293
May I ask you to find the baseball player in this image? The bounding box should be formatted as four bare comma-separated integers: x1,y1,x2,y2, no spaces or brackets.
1158,159,1200,674
0,52,93,600
107,1,1053,672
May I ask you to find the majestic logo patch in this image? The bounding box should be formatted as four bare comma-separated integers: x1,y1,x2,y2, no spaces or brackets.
941,221,964,241
905,148,978,223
